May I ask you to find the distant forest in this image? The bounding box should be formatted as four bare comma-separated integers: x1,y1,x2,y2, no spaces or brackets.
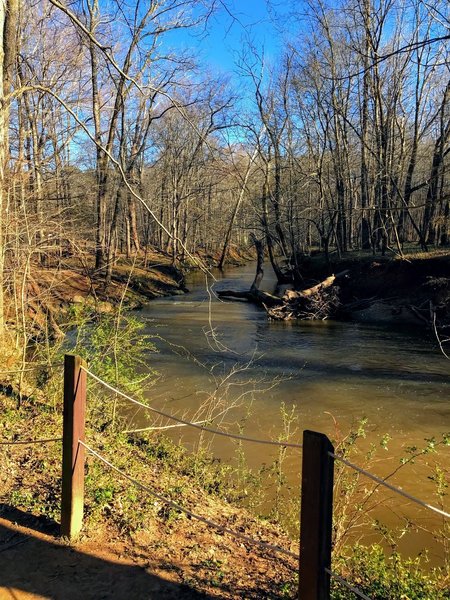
0,0,449,333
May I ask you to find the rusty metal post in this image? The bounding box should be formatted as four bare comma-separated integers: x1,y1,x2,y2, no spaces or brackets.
61,354,86,539
299,430,334,599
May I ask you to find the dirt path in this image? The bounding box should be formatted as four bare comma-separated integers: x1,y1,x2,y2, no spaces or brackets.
0,512,211,600
0,505,298,600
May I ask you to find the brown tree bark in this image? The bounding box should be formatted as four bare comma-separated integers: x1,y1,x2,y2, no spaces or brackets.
0,0,19,334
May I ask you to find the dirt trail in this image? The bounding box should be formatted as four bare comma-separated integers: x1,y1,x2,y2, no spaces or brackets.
0,513,211,600
0,503,297,600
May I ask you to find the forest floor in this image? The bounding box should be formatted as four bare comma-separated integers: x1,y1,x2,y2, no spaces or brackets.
0,504,297,600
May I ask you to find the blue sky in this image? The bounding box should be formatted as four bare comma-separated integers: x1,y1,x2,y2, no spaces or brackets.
168,1,290,77
200,1,282,70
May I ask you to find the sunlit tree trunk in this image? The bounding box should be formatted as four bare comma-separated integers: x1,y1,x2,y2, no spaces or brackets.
360,0,371,249
0,0,19,334
0,0,6,336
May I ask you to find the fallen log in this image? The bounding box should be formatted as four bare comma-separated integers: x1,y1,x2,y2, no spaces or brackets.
267,270,350,320
282,270,349,301
218,263,349,323
216,234,351,320
217,235,284,308
216,288,283,307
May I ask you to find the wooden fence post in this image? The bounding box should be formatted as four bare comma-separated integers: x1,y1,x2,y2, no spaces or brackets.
299,430,334,600
61,354,86,539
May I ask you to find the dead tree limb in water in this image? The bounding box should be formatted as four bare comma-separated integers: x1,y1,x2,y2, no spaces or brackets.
217,236,349,320
217,236,283,307
267,286,341,321
268,270,349,321
283,274,338,300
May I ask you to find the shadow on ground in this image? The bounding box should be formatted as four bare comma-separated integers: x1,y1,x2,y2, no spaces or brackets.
0,505,212,600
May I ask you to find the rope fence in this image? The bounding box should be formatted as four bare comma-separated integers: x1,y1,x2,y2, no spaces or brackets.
0,437,62,446
79,362,449,599
325,568,373,600
6,355,446,600
81,366,303,449
83,365,449,520
330,452,450,519
79,440,298,559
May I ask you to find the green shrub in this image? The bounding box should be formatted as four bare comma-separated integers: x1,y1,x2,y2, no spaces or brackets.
331,544,450,599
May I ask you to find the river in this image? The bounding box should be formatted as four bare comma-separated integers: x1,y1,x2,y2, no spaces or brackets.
133,263,449,565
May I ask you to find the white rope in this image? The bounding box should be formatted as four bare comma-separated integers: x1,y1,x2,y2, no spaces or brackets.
0,437,62,446
325,568,373,600
81,367,302,449
330,452,450,519
80,441,298,560
123,419,211,434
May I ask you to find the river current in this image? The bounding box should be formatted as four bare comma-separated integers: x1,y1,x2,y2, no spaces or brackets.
134,263,449,565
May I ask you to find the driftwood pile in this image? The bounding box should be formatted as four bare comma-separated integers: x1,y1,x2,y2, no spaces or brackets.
266,275,344,321
216,237,348,321
217,272,346,321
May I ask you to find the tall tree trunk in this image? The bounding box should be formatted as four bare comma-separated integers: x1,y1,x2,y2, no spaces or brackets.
272,146,288,257
90,37,107,270
441,200,449,246
0,0,18,334
423,81,450,245
360,1,371,250
0,0,6,336
127,176,140,255
261,159,286,283
218,146,258,269
105,186,123,286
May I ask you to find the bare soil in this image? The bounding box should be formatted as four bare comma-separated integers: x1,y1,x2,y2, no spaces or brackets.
28,251,185,315
0,497,297,600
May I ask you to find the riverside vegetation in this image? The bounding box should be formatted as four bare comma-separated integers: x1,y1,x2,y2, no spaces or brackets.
1,305,449,599
0,0,449,594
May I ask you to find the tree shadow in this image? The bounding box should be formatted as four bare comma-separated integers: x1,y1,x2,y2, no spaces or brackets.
0,505,212,600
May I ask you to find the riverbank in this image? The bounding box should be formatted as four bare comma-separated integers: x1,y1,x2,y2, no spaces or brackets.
25,251,186,325
212,247,450,327
0,246,256,412
1,383,448,599
299,248,450,325
0,390,298,599
15,245,256,338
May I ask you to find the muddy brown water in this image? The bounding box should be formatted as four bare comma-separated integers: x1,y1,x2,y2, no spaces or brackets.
132,263,449,567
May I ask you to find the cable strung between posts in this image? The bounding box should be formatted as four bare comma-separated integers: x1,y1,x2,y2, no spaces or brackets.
81,367,302,449
79,441,299,560
0,437,62,446
0,361,63,374
330,452,450,519
325,568,373,600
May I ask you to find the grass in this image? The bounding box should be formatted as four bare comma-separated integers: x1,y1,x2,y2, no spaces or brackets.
331,545,450,599
0,389,299,598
